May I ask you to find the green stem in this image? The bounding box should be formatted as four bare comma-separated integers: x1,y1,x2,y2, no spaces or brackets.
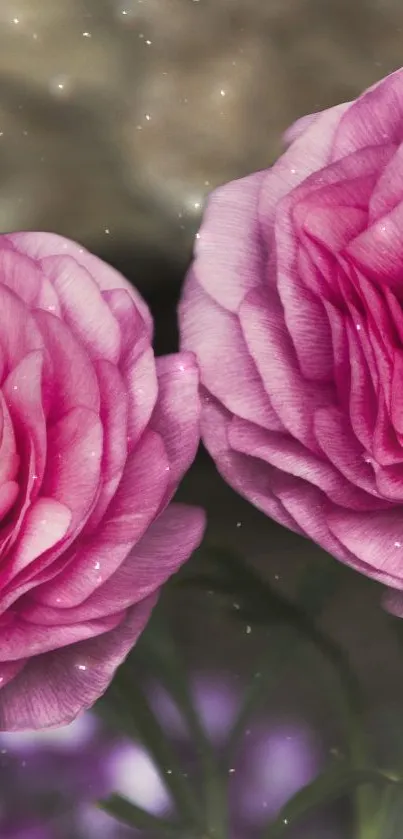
136,612,227,837
101,672,205,832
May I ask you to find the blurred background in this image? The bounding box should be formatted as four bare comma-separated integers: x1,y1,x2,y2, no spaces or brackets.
1,1,403,837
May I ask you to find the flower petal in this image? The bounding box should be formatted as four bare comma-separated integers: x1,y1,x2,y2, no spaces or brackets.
24,504,205,624
84,361,128,533
41,255,121,363
200,393,302,534
240,287,335,451
332,68,403,160
34,430,170,607
34,309,100,420
191,171,265,312
0,596,157,731
150,353,200,495
7,232,152,333
103,289,158,449
41,407,103,535
0,610,124,661
229,417,385,511
180,273,283,431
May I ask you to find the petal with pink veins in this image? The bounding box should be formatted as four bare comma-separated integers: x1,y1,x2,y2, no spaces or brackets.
7,231,152,333
34,309,100,420
150,353,200,495
201,394,302,534
240,287,335,452
23,504,205,624
0,609,125,660
190,171,266,312
180,273,283,432
41,255,121,363
33,430,171,607
0,595,157,730
84,360,128,533
103,289,158,449
41,406,103,535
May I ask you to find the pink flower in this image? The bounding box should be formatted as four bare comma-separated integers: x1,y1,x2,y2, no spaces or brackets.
0,232,205,730
180,66,403,610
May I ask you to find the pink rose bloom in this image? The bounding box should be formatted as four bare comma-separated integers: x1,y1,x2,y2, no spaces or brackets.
0,232,204,731
180,67,403,613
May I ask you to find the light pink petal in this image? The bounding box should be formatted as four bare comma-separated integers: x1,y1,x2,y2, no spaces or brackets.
41,255,121,363
258,102,351,235
0,285,43,377
314,406,383,499
7,231,152,333
327,506,403,584
180,273,283,432
332,68,403,160
283,112,319,146
42,407,103,534
34,309,100,420
8,499,71,576
201,393,302,534
0,595,157,731
0,610,124,661
24,504,205,624
0,394,19,485
34,430,170,607
191,171,266,311
229,417,385,512
84,361,128,532
240,287,335,452
272,478,354,563
0,245,45,307
277,269,334,383
124,346,158,450
150,353,201,494
103,289,158,449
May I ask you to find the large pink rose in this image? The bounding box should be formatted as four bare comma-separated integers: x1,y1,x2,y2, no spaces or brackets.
180,67,403,613
0,232,205,731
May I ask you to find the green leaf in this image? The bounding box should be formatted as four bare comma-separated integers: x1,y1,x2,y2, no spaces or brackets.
99,794,189,837
263,765,401,838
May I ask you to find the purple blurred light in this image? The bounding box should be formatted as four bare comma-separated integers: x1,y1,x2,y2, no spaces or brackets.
0,713,98,754
233,721,322,825
149,672,241,746
107,741,173,816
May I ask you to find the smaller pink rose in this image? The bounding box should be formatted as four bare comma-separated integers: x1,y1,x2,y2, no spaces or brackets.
0,232,204,730
179,66,403,609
